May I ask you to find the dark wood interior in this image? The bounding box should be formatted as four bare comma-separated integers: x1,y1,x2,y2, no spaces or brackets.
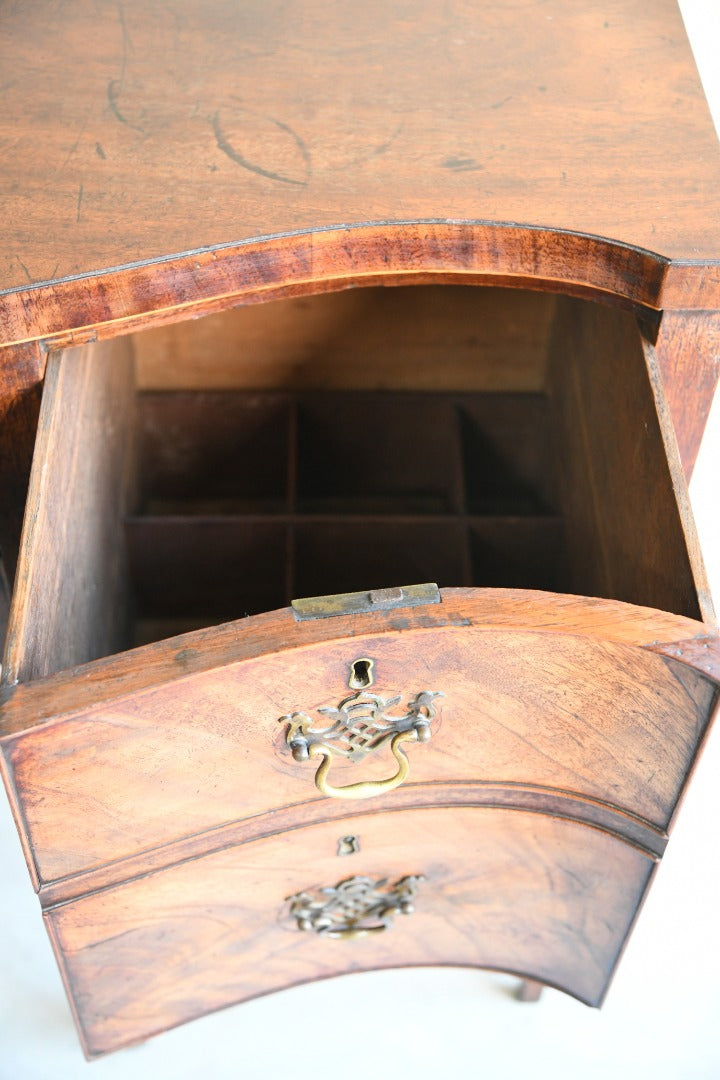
125,285,568,642
127,387,563,642
2,284,708,683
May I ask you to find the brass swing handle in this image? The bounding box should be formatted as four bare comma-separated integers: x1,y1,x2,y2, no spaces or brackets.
324,921,388,940
281,691,442,801
309,728,417,799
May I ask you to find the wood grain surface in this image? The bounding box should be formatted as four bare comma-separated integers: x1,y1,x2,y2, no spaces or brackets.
547,297,712,622
0,341,46,583
134,286,553,393
46,806,655,1056
1,587,715,733
1,3,719,1057
2,619,715,890
654,311,720,479
2,291,709,681
1,0,719,351
2,339,137,685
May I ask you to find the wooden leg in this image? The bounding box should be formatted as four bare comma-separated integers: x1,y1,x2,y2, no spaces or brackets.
516,978,544,1002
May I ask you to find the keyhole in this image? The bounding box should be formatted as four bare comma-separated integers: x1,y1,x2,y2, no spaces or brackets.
337,835,360,856
349,657,374,689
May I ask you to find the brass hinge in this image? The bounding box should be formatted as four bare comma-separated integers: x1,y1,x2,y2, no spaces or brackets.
291,582,441,621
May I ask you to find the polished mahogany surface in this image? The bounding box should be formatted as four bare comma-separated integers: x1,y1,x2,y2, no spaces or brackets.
1,0,720,348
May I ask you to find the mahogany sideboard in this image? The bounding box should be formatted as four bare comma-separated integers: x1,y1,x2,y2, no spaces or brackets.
1,0,720,1059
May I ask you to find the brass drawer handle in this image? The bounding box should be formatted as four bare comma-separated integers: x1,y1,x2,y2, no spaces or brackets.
288,874,424,938
281,690,443,800
312,728,414,800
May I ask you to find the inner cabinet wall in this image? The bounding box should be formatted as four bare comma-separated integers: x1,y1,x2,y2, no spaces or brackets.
1,285,705,688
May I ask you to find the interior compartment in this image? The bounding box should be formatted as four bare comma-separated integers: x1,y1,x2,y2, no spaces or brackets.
128,387,562,632
1,285,707,686
295,394,460,515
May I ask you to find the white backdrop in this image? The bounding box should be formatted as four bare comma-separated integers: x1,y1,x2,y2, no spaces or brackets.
1,3,719,1077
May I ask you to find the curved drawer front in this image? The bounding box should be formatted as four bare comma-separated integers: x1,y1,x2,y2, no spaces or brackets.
48,805,654,1057
4,621,715,888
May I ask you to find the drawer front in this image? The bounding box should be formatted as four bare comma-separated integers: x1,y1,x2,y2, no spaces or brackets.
3,618,714,891
47,805,654,1057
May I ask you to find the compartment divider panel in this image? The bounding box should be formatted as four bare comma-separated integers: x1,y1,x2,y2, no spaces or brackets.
127,388,564,638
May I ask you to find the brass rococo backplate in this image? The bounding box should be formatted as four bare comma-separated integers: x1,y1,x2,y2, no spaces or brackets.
280,688,443,799
287,874,424,939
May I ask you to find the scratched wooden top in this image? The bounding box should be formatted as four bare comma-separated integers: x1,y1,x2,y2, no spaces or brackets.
1,0,719,341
